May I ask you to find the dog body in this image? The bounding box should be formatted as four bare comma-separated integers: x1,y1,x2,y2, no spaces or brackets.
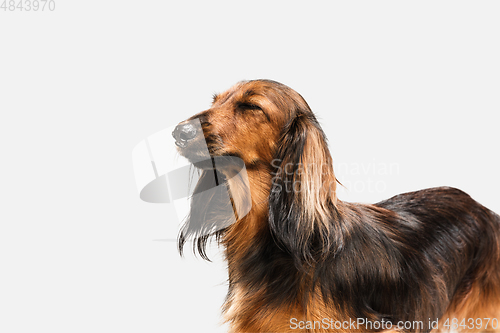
173,80,500,332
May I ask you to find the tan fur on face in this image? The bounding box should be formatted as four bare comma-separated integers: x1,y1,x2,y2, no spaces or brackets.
176,80,500,333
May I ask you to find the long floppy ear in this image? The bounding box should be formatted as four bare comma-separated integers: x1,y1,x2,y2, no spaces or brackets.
268,112,340,266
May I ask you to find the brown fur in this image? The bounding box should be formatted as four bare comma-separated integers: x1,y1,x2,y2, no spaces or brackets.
175,80,500,332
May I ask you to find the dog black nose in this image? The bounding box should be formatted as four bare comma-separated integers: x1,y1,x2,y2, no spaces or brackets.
172,123,198,146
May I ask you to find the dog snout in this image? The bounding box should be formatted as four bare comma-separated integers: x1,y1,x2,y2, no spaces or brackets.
172,123,198,147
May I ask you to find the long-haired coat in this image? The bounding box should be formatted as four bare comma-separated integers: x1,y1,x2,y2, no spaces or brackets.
173,79,500,333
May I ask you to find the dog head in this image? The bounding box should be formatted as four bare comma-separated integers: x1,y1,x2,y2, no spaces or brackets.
175,80,339,263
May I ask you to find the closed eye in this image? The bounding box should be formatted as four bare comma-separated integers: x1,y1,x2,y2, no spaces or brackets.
237,102,263,111
236,102,270,121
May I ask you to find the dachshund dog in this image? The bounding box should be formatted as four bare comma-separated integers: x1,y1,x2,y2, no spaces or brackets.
172,79,500,333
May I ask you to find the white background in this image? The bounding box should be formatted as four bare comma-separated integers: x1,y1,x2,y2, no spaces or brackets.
1,1,499,332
